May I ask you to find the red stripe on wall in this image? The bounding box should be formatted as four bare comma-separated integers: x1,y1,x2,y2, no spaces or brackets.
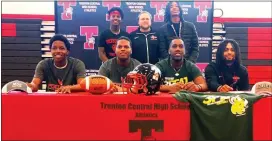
248,66,272,72
2,23,16,37
248,66,272,83
248,40,272,47
248,47,272,53
2,14,54,21
2,30,16,37
248,33,272,40
248,40,272,59
248,28,272,34
214,18,272,23
2,23,16,30
248,53,272,60
249,78,272,84
249,71,272,79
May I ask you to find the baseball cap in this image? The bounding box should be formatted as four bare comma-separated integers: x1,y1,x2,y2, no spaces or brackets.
251,81,272,96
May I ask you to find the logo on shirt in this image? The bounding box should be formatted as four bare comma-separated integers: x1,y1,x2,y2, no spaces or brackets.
164,77,188,85
105,39,117,57
48,84,61,91
58,1,77,20
111,44,117,52
229,95,248,116
150,35,157,40
233,76,240,83
203,95,249,116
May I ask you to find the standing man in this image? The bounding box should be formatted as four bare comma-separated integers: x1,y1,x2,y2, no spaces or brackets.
129,11,161,64
98,7,129,63
155,37,207,93
98,36,141,84
159,1,199,63
27,34,86,93
205,39,249,92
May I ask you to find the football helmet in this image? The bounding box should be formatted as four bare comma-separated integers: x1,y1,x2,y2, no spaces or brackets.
122,63,162,95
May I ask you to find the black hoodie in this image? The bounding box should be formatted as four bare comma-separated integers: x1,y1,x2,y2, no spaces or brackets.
158,21,199,63
129,28,161,64
205,62,249,91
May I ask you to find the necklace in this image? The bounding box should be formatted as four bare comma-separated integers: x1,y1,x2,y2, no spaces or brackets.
111,28,120,35
54,59,68,69
171,22,182,38
171,63,182,76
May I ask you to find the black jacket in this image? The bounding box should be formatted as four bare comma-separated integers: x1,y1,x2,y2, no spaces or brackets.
159,21,199,63
204,62,249,91
129,28,160,64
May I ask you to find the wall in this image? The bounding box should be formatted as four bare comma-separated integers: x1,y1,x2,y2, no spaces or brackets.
2,2,271,18
214,2,271,18
2,2,54,15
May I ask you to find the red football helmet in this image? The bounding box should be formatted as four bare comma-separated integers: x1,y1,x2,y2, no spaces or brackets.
121,63,162,95
122,71,148,94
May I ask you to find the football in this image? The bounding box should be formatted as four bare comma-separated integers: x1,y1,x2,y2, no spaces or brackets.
80,75,114,94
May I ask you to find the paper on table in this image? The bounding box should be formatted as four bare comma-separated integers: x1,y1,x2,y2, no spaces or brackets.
29,90,57,95
113,92,127,95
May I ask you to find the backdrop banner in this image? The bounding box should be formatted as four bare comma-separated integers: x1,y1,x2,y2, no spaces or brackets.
55,1,213,75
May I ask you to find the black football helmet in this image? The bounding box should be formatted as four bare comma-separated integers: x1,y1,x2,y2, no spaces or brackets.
122,63,162,95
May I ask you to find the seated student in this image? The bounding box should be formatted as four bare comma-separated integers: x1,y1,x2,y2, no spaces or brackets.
205,39,249,92
98,36,141,84
27,34,86,93
155,37,207,93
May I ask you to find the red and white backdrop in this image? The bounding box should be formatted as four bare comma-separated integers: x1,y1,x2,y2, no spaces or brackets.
55,1,214,75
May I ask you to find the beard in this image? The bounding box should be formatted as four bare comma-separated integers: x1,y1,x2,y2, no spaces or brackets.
171,55,183,62
140,25,150,30
171,51,184,62
118,57,129,62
